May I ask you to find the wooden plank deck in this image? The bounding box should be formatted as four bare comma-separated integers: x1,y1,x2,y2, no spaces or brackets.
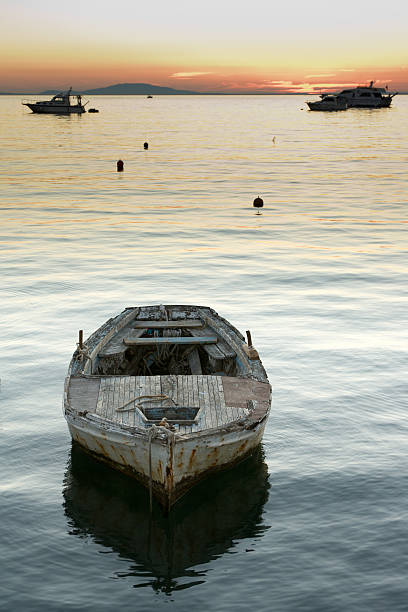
68,377,100,413
68,375,269,434
71,375,250,432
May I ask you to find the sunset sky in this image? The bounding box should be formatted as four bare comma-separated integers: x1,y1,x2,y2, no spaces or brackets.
2,0,407,93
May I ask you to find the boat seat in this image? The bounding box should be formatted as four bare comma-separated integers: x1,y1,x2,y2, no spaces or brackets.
123,336,218,346
187,326,235,360
133,320,203,329
99,327,146,357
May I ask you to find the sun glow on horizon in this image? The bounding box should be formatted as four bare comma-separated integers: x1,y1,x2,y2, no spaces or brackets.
1,0,408,92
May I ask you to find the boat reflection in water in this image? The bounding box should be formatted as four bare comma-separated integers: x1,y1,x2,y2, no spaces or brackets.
63,442,270,593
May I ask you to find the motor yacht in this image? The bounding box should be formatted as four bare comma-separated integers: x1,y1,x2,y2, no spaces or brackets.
22,88,87,114
326,81,397,108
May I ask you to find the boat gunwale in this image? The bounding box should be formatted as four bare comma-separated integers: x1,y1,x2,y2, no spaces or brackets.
67,305,269,382
64,305,271,441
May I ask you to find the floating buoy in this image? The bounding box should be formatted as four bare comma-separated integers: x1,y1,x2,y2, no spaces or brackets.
253,196,264,215
144,142,149,150
117,159,124,172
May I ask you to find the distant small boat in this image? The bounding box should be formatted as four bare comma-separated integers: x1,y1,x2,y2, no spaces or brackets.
88,108,99,113
63,304,271,511
307,95,348,111
22,87,87,114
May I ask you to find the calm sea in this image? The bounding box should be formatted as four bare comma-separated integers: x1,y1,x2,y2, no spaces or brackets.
1,95,407,611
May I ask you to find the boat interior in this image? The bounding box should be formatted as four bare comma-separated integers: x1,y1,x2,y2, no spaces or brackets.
95,316,239,378
92,307,243,376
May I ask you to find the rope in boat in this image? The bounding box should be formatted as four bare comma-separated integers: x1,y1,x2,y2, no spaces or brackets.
115,394,176,412
76,343,93,373
76,343,91,362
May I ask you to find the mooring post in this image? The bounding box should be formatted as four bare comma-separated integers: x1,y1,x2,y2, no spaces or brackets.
246,330,252,348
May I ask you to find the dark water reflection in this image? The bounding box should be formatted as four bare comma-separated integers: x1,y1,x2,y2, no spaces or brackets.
63,443,270,594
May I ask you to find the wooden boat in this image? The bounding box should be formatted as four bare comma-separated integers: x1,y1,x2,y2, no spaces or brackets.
63,304,271,511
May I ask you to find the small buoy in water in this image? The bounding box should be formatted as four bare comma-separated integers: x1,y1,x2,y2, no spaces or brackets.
117,159,124,172
144,142,149,150
253,196,264,209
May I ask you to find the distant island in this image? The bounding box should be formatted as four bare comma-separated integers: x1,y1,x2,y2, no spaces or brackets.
1,83,199,96
80,83,198,95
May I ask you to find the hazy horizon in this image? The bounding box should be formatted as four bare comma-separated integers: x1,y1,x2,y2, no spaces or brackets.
2,80,407,96
2,0,407,94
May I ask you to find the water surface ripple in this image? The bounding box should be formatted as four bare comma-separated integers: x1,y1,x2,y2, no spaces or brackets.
1,95,407,611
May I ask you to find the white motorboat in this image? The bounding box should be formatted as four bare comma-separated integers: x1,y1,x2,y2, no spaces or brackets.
324,81,397,108
307,95,348,111
63,305,271,511
22,87,87,114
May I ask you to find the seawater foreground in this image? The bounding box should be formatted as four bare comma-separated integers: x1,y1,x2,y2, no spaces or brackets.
0,95,407,611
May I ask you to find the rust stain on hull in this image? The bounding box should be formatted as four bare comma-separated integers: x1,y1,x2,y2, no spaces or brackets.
157,460,163,480
237,440,248,454
188,448,197,470
208,447,219,467
166,437,175,508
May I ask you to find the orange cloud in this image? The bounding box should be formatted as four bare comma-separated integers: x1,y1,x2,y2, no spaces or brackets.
304,73,336,79
170,72,213,78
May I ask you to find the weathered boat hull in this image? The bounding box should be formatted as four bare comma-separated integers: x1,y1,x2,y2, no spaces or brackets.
65,405,268,510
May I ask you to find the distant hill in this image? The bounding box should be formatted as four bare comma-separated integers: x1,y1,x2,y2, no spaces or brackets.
38,83,198,95
83,82,198,95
